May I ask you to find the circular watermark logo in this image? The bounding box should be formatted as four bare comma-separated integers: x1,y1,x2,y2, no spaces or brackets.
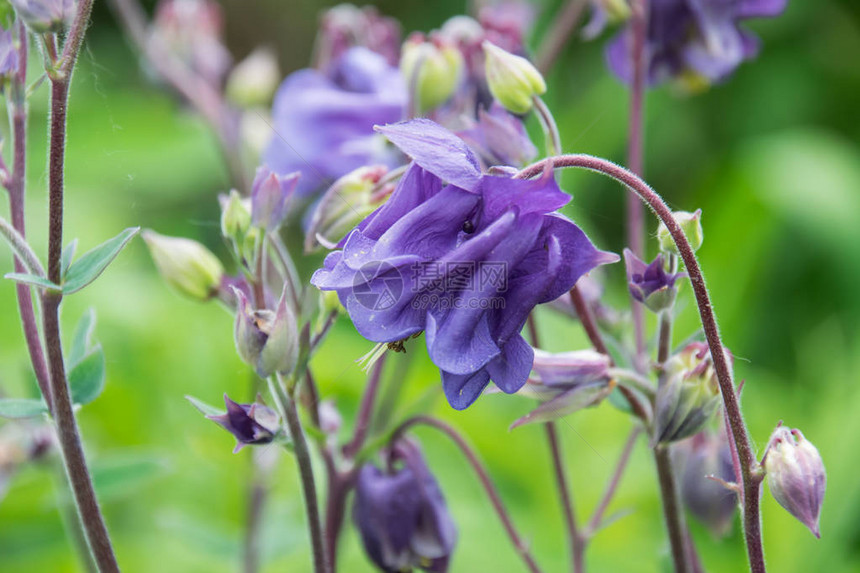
353,261,404,311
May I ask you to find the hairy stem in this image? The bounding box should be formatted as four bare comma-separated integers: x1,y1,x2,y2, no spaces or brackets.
517,154,765,572
546,422,584,573
392,416,544,573
270,375,329,573
5,25,52,409
654,445,690,573
533,96,562,156
535,0,587,74
343,355,386,458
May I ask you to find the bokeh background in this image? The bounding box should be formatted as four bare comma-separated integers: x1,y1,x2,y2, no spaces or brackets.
1,0,859,571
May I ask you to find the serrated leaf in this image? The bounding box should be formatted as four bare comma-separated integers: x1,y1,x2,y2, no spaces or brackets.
68,308,97,367
69,346,106,406
510,381,615,429
61,238,78,276
62,227,140,294
186,395,225,417
4,272,62,292
0,398,49,419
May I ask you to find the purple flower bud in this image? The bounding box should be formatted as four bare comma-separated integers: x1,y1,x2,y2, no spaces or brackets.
207,395,280,453
150,0,231,87
9,0,76,33
458,103,537,168
623,249,684,313
531,349,611,388
764,426,826,537
353,440,457,572
654,343,727,444
677,431,737,537
233,285,299,379
314,4,401,70
250,166,299,231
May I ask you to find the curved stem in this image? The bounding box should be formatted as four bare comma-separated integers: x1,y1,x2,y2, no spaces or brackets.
270,375,329,573
0,214,45,277
533,96,562,156
517,154,765,573
392,416,543,573
343,354,386,458
587,427,641,534
546,422,584,573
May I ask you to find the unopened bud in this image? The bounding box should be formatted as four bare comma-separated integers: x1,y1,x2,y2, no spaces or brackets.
531,349,611,388
305,165,388,252
9,0,75,33
207,394,280,453
233,285,299,379
623,249,684,313
251,166,299,231
400,34,463,113
219,189,251,243
143,230,223,300
482,40,545,114
657,209,704,253
653,343,725,444
678,431,738,537
764,426,826,537
226,48,280,107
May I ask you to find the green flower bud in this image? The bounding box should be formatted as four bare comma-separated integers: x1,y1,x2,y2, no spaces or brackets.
304,165,389,252
400,34,463,113
653,342,725,445
220,189,252,244
142,230,224,301
233,285,299,379
657,209,704,253
226,48,280,107
482,40,546,114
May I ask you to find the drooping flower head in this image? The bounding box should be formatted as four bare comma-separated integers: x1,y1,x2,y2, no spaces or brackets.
263,47,406,196
623,249,685,313
207,395,280,453
353,439,457,572
313,3,401,70
676,430,738,537
312,119,618,409
606,0,787,86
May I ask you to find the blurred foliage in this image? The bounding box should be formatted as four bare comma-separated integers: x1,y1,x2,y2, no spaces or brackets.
1,0,859,571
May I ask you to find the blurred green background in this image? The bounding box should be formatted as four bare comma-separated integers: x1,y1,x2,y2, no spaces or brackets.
1,0,859,571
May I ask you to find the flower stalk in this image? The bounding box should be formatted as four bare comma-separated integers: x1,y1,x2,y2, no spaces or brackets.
516,154,766,573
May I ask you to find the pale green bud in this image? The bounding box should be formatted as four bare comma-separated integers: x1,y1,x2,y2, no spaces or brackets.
400,35,463,113
482,40,546,114
657,209,704,253
233,285,298,378
143,230,223,301
220,189,251,243
226,48,280,107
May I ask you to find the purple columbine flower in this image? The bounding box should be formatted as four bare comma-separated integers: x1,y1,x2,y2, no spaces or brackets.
457,103,537,168
623,248,685,313
263,47,406,197
311,119,618,409
606,0,787,86
207,395,280,453
353,440,457,572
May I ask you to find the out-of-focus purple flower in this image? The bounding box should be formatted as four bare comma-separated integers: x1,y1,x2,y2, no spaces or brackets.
623,249,685,313
764,425,826,537
150,0,231,87
677,431,738,537
250,166,299,230
207,395,280,453
9,0,75,33
263,47,406,197
457,103,537,168
353,440,456,572
478,1,536,54
0,26,18,80
312,119,618,409
606,0,787,86
313,4,401,70
582,0,631,40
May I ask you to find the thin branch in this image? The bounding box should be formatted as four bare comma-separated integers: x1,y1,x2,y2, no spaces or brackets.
587,427,641,534
654,445,690,573
535,0,588,74
343,354,387,458
0,214,46,277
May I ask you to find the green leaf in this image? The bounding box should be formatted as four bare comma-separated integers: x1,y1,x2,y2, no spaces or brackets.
61,238,78,277
62,227,140,294
186,395,225,417
0,398,49,419
4,272,62,292
69,346,106,406
69,308,97,367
